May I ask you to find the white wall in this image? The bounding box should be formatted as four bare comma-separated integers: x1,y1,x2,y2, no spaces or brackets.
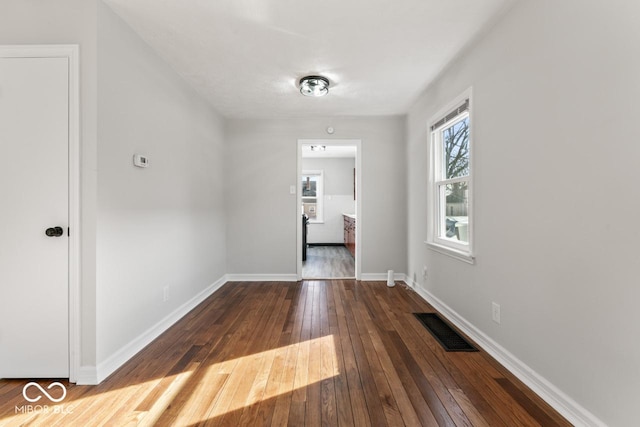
96,3,226,367
226,117,406,277
0,0,227,381
0,0,99,372
406,1,640,425
302,157,355,244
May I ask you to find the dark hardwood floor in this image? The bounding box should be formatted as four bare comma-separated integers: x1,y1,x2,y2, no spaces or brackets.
0,281,570,426
303,245,355,279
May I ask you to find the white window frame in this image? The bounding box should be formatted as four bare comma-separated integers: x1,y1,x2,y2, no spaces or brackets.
426,89,474,264
302,170,324,223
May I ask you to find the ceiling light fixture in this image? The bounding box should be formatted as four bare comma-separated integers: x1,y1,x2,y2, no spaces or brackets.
299,75,330,97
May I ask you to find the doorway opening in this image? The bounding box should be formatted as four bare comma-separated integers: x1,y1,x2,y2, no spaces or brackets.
297,139,361,280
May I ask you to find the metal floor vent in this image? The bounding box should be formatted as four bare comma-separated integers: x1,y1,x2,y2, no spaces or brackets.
414,313,478,352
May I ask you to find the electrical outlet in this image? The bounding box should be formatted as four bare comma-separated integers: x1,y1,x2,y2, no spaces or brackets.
163,286,169,302
492,302,501,324
422,265,428,279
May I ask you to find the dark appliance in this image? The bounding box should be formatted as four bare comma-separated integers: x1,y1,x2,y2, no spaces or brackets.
302,213,309,261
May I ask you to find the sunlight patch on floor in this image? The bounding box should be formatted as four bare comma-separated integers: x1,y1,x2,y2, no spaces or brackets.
1,335,340,426
188,334,340,423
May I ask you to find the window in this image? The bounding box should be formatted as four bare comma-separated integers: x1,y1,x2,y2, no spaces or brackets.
302,170,323,223
427,91,474,262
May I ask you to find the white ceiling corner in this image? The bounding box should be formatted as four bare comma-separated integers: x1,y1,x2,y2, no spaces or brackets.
102,0,516,119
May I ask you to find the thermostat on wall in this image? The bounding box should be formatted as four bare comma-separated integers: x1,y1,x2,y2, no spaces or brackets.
133,154,149,168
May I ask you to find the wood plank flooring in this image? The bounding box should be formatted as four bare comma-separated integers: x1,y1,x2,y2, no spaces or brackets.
0,281,570,426
303,246,355,278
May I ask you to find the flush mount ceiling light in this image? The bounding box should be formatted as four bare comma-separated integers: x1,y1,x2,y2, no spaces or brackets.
299,75,330,97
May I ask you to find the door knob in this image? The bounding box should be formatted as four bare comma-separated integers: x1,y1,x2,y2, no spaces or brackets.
45,226,64,237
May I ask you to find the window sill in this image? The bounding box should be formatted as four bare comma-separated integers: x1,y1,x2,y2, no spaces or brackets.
425,241,475,264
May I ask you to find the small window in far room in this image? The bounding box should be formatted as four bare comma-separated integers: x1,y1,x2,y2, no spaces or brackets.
427,90,474,263
302,170,324,223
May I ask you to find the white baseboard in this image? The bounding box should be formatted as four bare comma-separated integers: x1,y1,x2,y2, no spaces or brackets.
92,275,227,385
225,274,298,282
402,276,605,427
360,272,405,282
75,366,98,385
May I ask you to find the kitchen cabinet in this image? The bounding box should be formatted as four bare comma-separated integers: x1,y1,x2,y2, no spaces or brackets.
343,214,356,257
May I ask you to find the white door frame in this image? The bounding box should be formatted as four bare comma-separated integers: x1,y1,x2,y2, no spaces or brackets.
297,139,362,280
0,45,81,382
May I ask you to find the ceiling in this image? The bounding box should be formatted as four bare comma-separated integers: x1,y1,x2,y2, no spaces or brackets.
103,0,516,119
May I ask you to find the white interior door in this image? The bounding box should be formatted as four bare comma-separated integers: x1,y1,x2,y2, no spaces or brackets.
0,56,70,378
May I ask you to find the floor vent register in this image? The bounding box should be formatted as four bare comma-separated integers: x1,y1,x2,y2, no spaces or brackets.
413,312,478,352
